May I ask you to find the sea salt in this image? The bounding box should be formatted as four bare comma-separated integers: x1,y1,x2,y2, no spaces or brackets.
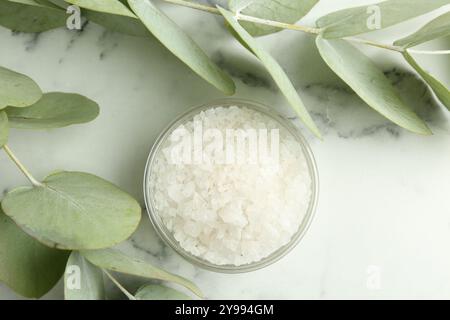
148,106,312,266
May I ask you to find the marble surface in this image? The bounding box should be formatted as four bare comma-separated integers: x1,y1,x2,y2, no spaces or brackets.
1,0,450,299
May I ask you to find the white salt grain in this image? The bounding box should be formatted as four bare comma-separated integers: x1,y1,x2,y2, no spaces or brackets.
149,106,312,266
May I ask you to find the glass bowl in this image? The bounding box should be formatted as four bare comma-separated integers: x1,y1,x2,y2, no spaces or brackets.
143,99,319,273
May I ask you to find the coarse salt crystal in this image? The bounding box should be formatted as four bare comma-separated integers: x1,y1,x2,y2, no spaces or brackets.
149,106,312,266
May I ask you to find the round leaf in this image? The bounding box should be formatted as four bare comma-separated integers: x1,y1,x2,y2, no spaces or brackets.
229,0,318,37
6,92,100,129
135,284,192,300
0,66,42,109
0,111,8,147
0,0,67,33
81,248,203,298
1,171,142,250
64,251,105,300
316,36,431,135
127,0,235,95
0,210,69,298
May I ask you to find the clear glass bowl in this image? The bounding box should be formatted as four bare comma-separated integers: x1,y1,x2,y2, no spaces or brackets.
143,99,319,273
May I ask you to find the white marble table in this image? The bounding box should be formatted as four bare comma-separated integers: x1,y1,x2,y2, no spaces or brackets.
1,0,449,299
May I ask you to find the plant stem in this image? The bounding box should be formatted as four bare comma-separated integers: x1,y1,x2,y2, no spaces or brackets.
162,0,320,33
407,49,450,55
103,270,137,300
345,37,403,52
3,145,43,187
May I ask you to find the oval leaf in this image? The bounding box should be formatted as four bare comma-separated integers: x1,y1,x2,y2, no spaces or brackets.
0,111,8,147
0,210,69,298
81,248,203,298
65,0,136,18
6,92,100,129
403,51,449,110
0,66,42,109
229,0,318,36
1,171,142,250
135,284,192,300
85,10,149,37
316,0,449,39
316,37,431,135
219,6,321,138
64,251,105,300
394,12,450,48
0,0,67,33
127,0,235,95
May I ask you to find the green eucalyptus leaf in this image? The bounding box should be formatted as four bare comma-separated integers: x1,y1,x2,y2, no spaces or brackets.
0,66,42,109
34,0,63,9
316,0,449,39
6,92,99,129
403,51,449,110
85,10,149,37
316,37,431,135
135,284,192,300
81,248,203,298
65,0,136,18
228,0,318,36
0,210,69,298
1,171,142,250
0,0,67,33
395,12,450,48
0,111,8,147
64,251,105,300
127,0,235,95
219,6,321,138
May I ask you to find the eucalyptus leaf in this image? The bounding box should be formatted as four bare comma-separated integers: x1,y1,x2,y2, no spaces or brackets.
219,6,321,138
65,0,136,18
316,37,431,135
64,251,105,300
316,0,449,39
228,0,318,36
1,171,142,250
85,10,149,37
0,111,8,147
135,284,192,300
395,12,450,48
81,248,203,298
0,66,42,109
0,210,69,298
127,0,235,95
403,51,449,110
0,0,67,33
6,92,99,129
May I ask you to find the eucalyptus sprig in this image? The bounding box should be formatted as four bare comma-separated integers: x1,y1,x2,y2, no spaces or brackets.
2,0,446,137
0,65,201,299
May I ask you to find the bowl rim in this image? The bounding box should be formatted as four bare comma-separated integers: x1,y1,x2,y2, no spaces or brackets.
143,98,319,273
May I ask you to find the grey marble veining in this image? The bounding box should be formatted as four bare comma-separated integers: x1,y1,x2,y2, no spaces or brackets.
1,0,450,300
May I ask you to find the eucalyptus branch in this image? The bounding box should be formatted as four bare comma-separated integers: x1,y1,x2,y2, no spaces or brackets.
103,270,137,300
161,0,410,53
2,145,43,187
